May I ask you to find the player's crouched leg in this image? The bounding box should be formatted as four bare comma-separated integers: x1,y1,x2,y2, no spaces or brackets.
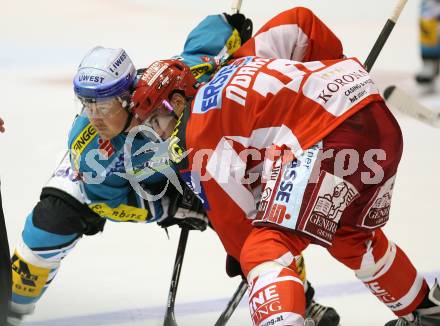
227,252,341,325
384,280,440,325
328,227,440,325
9,192,103,325
240,227,309,326
9,213,81,325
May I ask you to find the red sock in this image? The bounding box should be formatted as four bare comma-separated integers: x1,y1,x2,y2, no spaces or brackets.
360,243,429,316
248,264,305,326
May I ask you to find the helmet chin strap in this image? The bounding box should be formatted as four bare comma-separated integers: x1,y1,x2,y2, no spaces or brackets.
118,97,134,135
121,111,133,134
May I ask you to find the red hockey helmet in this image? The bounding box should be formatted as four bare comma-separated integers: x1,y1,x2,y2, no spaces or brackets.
131,59,199,122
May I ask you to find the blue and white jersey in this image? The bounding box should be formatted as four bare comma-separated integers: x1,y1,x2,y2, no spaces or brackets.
67,114,171,223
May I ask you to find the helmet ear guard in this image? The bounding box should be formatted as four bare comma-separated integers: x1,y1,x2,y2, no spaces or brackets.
130,59,199,123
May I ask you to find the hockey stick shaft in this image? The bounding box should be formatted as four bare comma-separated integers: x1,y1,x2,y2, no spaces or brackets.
163,227,190,326
231,0,242,14
363,0,407,72
214,279,248,326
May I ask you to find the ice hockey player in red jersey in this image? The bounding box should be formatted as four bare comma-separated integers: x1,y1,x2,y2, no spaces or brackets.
130,8,440,326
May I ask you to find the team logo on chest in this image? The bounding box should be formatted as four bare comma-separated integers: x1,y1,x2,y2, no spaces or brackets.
98,138,115,158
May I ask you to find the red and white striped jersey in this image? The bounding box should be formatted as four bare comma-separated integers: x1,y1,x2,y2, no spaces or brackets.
180,55,383,259
182,57,382,258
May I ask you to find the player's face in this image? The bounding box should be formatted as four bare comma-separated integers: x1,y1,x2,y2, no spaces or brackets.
143,92,187,141
85,98,128,140
145,105,177,140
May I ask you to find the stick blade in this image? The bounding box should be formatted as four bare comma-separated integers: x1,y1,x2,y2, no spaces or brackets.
383,85,440,128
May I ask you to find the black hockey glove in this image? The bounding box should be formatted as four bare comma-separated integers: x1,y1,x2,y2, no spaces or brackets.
226,254,244,279
158,182,208,232
224,13,253,44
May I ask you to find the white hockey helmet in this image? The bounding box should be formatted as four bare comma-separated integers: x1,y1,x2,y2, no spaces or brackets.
73,46,136,103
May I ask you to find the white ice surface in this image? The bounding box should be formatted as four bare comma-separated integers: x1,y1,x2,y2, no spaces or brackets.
1,1,439,325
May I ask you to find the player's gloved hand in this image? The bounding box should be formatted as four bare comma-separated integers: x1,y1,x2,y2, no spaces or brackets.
226,254,244,278
223,13,253,44
158,183,208,232
173,206,207,231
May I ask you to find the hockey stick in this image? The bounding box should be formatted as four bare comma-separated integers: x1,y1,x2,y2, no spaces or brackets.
363,0,408,72
383,86,440,127
214,279,248,326
366,0,440,128
163,227,190,326
231,0,242,14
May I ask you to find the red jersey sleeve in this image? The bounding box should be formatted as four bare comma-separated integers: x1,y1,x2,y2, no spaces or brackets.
234,7,343,61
